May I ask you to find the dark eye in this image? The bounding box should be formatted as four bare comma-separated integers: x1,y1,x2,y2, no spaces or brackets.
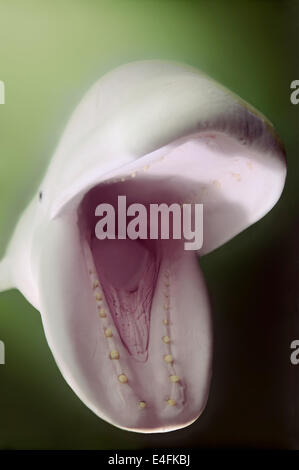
39,191,43,201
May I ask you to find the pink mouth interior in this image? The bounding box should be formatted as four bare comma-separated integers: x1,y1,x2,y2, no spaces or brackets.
91,237,159,362
78,177,186,363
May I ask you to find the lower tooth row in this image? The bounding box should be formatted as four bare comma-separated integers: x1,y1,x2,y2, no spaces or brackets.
162,270,185,408
84,243,184,411
84,243,147,410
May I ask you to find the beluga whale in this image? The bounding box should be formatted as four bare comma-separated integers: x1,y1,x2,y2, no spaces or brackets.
0,60,286,432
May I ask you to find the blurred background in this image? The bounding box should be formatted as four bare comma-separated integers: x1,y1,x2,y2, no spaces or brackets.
0,0,298,450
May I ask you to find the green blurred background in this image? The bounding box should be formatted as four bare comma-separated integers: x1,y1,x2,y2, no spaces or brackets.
0,0,298,449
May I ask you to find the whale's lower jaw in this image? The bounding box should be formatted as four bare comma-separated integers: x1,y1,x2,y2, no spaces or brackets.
57,176,212,432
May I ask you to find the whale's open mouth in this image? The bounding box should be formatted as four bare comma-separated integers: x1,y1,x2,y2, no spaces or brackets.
74,176,212,431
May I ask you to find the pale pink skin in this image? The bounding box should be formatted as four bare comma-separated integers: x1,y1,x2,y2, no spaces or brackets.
0,61,286,433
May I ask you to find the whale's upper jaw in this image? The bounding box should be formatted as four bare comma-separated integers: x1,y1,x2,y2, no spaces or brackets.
41,61,285,227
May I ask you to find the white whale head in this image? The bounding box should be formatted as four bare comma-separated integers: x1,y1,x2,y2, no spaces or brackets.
0,60,286,432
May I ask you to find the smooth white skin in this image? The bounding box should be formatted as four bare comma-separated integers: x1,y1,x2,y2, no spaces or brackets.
0,60,286,432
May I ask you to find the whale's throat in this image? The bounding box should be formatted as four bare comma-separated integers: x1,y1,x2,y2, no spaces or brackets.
90,237,159,362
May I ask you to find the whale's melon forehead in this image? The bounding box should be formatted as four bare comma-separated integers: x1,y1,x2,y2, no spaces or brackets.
42,60,285,224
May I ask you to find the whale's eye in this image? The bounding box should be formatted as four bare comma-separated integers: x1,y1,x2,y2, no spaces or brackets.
39,191,43,202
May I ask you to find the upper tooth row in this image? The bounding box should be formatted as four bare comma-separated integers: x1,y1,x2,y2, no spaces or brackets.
100,154,166,186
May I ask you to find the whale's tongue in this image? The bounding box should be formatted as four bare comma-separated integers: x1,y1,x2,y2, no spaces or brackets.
91,237,159,362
